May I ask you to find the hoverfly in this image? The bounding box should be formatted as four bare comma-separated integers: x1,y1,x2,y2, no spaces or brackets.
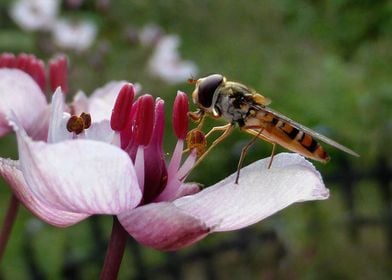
186,74,359,184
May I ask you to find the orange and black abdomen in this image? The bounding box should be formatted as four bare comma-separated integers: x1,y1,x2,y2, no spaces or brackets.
244,111,330,163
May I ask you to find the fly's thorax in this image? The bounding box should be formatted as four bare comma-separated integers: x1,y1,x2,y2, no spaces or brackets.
215,90,252,124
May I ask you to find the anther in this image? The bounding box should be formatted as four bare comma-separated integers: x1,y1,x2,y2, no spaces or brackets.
186,128,207,158
66,112,92,135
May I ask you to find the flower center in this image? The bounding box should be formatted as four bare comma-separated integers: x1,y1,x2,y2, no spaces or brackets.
66,112,91,135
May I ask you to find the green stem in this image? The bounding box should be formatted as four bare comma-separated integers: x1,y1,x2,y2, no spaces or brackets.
0,194,19,264
100,216,128,280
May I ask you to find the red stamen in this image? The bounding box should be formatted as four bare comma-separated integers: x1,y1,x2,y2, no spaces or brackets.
110,83,135,132
120,100,138,149
27,59,46,92
1,53,46,92
134,94,154,146
49,55,69,94
0,53,16,67
15,53,30,71
173,91,189,139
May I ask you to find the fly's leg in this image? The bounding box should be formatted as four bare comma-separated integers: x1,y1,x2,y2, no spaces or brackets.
267,143,276,169
235,129,264,184
184,123,233,155
242,128,277,169
181,123,234,180
192,123,233,168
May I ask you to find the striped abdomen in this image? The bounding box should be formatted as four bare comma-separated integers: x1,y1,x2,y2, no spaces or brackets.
243,111,330,162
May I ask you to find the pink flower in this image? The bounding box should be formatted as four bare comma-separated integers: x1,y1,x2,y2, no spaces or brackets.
0,53,130,139
0,53,47,139
0,87,142,227
0,52,329,251
0,54,142,227
114,91,329,251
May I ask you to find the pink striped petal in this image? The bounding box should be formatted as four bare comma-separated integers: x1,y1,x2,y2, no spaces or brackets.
13,121,142,214
0,159,89,227
173,153,329,232
0,69,47,137
118,202,209,251
119,154,327,251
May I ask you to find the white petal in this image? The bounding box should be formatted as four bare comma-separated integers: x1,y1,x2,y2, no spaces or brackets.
71,90,89,115
52,18,97,51
79,120,114,143
0,69,47,137
0,158,89,227
88,81,128,123
14,121,142,214
174,153,329,231
47,87,72,143
9,0,59,31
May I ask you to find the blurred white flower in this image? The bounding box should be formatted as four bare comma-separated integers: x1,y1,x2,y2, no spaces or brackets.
52,19,97,52
148,35,198,84
139,23,164,47
9,0,60,31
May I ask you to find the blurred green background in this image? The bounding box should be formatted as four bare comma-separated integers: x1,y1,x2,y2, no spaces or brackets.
0,0,391,279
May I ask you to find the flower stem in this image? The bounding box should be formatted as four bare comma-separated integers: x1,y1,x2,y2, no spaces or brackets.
0,194,20,264
100,216,128,280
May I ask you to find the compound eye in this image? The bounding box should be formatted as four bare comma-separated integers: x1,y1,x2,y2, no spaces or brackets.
197,74,224,108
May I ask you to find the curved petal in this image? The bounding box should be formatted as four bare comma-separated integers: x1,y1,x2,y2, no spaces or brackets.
88,81,128,123
118,202,209,251
0,158,89,227
13,120,142,215
0,69,47,137
173,153,329,232
175,183,201,199
79,120,114,143
71,90,89,115
47,87,72,143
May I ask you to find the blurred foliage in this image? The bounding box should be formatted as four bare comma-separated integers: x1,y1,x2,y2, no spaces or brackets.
0,0,391,279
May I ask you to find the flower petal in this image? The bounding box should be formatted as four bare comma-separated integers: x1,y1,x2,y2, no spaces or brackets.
0,158,89,227
13,120,142,214
79,120,114,143
71,90,89,115
118,202,209,251
175,183,201,199
0,69,47,137
173,153,329,231
88,81,128,123
47,87,72,143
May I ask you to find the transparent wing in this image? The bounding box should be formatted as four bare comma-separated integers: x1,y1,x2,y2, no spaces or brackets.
259,106,359,157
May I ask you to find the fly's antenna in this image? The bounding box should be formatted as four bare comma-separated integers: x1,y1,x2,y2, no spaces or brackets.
187,75,197,84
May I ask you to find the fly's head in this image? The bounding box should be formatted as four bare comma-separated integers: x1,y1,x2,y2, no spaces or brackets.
191,74,225,118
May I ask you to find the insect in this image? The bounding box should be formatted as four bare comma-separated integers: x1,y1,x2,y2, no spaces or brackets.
186,74,359,184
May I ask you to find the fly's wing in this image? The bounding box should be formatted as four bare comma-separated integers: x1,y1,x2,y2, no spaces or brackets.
258,106,359,157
